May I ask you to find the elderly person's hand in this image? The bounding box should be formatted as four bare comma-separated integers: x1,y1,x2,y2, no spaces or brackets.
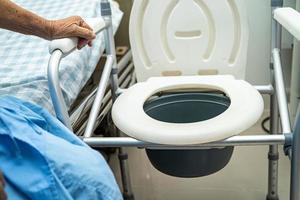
47,16,96,49
0,0,96,50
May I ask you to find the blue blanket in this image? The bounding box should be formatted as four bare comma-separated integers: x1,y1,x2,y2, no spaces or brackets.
0,96,122,200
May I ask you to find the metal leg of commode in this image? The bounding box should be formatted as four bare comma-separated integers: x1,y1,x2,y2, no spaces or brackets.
267,78,280,200
112,108,134,199
267,2,283,198
117,145,134,200
113,105,134,199
109,55,134,200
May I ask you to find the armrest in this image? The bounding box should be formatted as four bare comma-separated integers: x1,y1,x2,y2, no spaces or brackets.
49,17,106,55
274,7,300,41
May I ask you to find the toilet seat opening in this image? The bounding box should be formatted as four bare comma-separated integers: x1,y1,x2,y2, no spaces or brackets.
143,90,231,124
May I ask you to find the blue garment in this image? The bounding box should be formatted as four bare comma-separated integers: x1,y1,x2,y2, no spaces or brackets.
0,96,122,200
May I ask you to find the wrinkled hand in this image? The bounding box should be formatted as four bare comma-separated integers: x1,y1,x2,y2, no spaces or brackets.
47,16,96,49
0,172,6,200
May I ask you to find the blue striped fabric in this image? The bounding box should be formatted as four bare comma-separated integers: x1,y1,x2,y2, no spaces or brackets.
0,0,122,113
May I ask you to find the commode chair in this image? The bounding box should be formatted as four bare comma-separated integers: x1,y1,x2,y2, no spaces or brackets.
112,0,264,177
47,0,300,199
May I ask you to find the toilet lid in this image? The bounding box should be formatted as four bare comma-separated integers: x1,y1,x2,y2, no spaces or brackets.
112,75,264,145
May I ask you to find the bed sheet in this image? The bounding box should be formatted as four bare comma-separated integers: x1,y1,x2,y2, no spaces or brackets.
0,0,122,113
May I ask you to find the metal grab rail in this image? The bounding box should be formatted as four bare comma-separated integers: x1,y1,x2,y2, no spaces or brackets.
272,48,292,133
47,50,72,129
47,2,112,131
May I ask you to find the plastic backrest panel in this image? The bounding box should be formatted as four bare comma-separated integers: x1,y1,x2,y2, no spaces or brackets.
129,0,249,82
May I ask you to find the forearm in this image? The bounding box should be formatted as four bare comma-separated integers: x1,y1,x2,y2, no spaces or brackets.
0,0,51,39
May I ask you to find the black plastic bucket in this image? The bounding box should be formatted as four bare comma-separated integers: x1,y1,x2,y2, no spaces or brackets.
143,92,234,178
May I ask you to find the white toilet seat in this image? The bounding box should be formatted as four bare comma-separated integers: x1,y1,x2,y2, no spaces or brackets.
112,75,264,145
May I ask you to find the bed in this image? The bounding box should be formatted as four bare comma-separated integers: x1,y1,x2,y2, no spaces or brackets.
0,0,123,116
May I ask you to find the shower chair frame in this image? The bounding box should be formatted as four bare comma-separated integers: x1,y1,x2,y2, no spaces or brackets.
47,0,299,199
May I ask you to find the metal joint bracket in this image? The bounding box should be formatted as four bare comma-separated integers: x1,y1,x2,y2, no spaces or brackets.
118,153,129,160
271,0,283,7
101,2,112,16
268,152,279,160
111,67,118,75
116,88,127,96
284,133,293,156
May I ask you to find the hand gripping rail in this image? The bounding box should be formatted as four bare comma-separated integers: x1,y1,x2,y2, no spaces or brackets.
49,18,106,55
47,17,108,130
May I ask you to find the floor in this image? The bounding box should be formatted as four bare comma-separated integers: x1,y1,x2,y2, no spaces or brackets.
109,111,291,200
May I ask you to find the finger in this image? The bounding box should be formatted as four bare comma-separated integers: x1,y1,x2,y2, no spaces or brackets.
77,38,88,49
78,22,93,47
80,20,93,32
73,25,96,40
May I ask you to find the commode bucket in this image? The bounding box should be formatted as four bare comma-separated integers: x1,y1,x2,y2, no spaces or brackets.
143,92,234,178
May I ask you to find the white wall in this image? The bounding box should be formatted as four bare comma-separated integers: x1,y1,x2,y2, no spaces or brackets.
245,0,271,85
245,0,295,85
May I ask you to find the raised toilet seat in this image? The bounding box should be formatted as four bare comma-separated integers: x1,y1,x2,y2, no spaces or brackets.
112,75,264,145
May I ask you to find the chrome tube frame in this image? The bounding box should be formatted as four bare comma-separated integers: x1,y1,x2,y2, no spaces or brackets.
255,85,274,95
46,0,299,199
265,3,283,199
268,66,280,200
84,55,114,137
84,0,119,138
84,135,287,149
84,1,134,199
47,50,73,130
273,49,292,133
